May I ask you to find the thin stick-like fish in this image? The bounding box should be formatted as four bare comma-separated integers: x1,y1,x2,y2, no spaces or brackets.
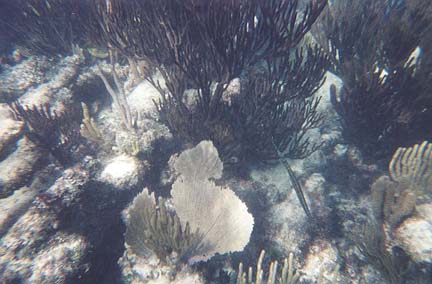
272,138,313,219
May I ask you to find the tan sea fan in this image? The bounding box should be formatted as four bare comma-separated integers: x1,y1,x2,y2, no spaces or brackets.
173,140,223,181
124,188,203,263
171,140,254,263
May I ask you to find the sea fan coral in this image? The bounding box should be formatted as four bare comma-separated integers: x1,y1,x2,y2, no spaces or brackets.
124,188,203,264
125,141,254,264
171,141,254,263
172,140,223,182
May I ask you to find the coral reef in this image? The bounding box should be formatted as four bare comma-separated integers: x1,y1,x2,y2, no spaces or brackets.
0,56,52,102
0,137,44,197
0,104,24,157
0,165,91,283
0,186,35,236
0,1,431,283
395,203,432,264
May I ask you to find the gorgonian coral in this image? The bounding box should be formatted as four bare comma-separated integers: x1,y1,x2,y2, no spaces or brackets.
315,0,432,162
9,102,82,166
88,0,329,162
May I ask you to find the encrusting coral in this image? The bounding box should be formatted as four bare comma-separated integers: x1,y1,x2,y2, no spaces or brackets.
124,140,254,264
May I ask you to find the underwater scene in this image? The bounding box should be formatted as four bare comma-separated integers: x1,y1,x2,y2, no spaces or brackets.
0,0,431,283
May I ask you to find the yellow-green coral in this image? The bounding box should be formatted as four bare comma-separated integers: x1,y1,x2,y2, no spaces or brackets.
80,102,103,144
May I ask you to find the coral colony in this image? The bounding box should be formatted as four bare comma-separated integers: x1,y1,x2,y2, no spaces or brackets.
0,0,431,283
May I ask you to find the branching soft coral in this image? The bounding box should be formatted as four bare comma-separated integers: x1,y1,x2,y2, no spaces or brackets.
315,0,432,162
9,102,82,166
88,0,329,162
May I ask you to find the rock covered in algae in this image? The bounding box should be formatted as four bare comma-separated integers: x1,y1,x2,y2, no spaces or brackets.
0,137,43,197
99,155,146,189
394,203,432,264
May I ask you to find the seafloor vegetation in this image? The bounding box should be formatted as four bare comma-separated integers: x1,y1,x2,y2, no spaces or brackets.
0,0,431,283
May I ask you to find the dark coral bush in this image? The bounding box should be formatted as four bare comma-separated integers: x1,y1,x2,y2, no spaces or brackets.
9,102,83,166
315,0,432,162
89,0,329,162
6,0,330,163
11,0,91,56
